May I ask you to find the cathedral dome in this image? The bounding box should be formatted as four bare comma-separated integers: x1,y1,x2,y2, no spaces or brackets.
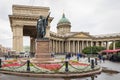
57,13,70,25
57,13,71,34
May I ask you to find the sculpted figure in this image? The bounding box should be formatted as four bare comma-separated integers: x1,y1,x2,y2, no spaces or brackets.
36,13,50,39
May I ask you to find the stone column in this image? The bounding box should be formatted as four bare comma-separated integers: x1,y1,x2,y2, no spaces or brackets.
73,41,75,53
30,38,35,53
106,41,109,50
51,40,53,52
86,41,89,47
30,38,32,52
77,41,79,53
30,37,34,52
96,41,99,46
90,41,93,47
113,41,116,50
50,39,52,53
66,41,68,52
13,25,23,52
57,40,58,53
58,41,60,53
53,40,55,52
62,41,64,53
68,40,70,52
33,38,35,53
52,40,54,52
81,41,84,50
64,41,66,52
75,41,77,53
79,41,82,53
100,41,104,47
60,41,61,53
55,40,57,53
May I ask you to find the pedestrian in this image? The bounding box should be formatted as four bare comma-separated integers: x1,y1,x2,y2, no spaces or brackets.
102,55,106,63
51,52,54,58
77,53,81,61
98,54,102,63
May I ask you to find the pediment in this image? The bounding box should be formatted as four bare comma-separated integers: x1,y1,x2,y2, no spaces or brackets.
72,33,91,38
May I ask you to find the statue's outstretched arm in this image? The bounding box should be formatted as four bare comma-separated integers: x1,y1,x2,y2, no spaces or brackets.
46,12,51,26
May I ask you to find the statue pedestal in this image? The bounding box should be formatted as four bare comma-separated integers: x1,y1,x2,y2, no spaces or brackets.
33,39,53,63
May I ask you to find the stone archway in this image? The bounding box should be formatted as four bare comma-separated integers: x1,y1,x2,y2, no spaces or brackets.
9,5,53,52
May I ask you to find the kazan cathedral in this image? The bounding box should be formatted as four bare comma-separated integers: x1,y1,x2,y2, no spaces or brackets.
9,5,120,53
49,13,120,54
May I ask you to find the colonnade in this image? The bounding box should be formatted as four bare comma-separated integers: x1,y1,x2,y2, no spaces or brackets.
49,39,117,54
50,40,94,53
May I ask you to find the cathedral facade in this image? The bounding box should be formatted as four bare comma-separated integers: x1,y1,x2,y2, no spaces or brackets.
49,13,120,54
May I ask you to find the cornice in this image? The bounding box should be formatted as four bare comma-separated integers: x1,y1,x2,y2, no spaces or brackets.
92,34,120,39
9,15,53,21
9,15,38,20
50,31,120,41
50,31,64,38
13,5,50,11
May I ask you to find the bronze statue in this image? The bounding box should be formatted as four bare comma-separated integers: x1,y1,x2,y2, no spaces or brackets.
36,13,50,39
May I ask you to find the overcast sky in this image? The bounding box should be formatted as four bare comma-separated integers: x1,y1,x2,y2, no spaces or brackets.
0,0,120,48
